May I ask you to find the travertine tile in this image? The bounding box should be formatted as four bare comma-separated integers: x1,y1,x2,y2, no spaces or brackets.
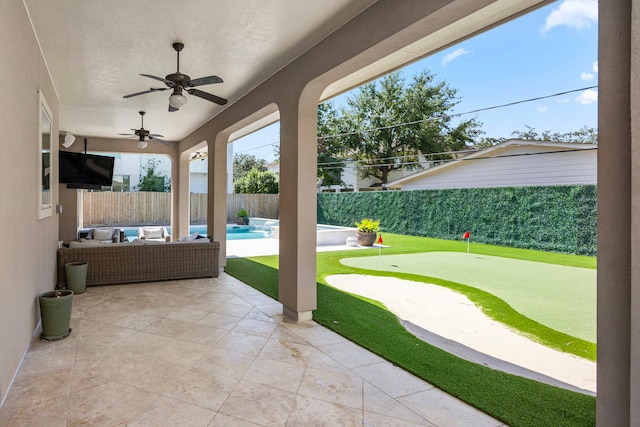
177,323,228,346
399,388,504,427
286,395,363,427
219,381,296,427
163,367,238,411
67,381,159,426
129,396,216,426
209,412,263,426
318,339,385,369
232,317,279,338
0,274,502,427
198,311,242,330
297,366,363,409
353,362,432,398
243,357,305,392
363,381,432,425
258,338,314,367
196,347,256,379
216,330,268,356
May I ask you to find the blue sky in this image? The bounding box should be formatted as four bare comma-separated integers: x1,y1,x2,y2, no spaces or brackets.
233,0,598,163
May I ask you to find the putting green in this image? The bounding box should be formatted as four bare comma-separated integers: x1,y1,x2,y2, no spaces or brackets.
340,251,596,343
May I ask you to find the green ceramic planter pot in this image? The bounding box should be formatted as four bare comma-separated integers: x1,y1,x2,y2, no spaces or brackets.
39,290,73,341
65,262,88,294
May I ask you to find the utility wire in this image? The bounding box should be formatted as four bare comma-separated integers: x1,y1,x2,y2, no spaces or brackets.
318,147,598,170
317,86,598,140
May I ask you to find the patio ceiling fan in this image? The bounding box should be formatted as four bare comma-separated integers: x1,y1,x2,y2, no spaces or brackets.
123,42,228,112
119,111,170,149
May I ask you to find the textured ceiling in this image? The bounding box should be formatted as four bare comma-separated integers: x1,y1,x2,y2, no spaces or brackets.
24,0,377,142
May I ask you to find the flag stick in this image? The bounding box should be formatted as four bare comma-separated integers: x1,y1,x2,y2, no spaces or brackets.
467,237,470,254
378,245,382,264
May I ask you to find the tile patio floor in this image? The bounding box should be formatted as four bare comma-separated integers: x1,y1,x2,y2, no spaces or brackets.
0,273,504,426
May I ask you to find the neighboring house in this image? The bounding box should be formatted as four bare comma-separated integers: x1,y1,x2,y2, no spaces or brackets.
385,139,597,190
319,159,417,192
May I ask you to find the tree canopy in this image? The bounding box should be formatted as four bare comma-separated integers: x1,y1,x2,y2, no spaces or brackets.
134,158,170,192
234,167,279,194
318,70,482,184
233,153,267,183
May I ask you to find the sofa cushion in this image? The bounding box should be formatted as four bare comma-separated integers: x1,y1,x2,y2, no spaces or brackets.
142,227,164,239
93,228,114,241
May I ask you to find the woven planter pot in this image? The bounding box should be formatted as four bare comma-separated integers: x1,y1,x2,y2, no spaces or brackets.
39,290,73,341
357,231,377,246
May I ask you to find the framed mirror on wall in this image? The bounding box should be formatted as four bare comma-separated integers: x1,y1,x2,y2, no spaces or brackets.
38,90,53,220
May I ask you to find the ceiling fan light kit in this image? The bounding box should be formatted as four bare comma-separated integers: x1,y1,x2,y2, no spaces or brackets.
169,92,187,109
123,42,227,112
136,139,148,149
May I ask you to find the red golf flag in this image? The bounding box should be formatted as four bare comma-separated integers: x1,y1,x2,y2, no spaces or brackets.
462,231,470,240
377,234,383,244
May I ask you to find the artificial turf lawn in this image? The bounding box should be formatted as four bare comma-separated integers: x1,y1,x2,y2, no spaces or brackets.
225,255,596,426
341,251,596,342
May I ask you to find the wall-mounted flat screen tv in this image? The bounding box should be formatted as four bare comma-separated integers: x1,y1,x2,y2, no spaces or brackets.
59,151,115,189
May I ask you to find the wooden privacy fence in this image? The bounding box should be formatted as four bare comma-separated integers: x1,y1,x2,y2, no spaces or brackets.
83,192,279,226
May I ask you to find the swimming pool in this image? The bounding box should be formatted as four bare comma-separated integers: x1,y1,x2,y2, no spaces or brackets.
122,223,271,241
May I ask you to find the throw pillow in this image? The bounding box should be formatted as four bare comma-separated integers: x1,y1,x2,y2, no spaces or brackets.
143,227,163,239
93,228,113,241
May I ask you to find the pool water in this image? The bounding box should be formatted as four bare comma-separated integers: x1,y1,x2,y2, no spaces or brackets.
122,222,272,241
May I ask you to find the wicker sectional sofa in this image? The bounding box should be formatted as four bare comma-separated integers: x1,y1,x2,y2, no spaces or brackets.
56,241,220,288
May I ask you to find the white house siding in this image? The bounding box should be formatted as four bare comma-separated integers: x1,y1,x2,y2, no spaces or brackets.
400,145,596,190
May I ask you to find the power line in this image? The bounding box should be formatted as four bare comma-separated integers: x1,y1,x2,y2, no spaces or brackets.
317,147,598,171
317,85,598,140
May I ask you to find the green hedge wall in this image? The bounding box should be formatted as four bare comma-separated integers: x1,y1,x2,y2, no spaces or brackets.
317,185,597,255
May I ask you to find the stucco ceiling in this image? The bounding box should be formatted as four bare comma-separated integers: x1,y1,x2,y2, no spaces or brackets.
24,0,377,143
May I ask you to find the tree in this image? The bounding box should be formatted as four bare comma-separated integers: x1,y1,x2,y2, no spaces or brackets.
511,125,598,144
234,167,279,194
317,102,345,187
134,158,170,192
233,153,267,183
320,70,482,184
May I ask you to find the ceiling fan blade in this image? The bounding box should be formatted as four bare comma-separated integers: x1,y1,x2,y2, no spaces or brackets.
140,74,175,87
123,87,168,99
148,133,165,138
168,104,178,112
118,133,135,136
187,89,228,105
149,135,171,146
188,75,223,87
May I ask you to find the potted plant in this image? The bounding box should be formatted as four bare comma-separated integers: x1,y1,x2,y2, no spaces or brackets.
39,290,74,341
236,208,249,225
355,218,380,246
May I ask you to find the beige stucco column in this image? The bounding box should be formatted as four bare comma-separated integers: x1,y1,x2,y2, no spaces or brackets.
278,90,319,321
597,0,640,424
207,134,229,267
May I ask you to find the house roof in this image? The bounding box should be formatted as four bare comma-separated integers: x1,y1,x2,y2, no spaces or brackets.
385,139,598,189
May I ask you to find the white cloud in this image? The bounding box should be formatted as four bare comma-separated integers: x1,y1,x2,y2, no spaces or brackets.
542,0,597,33
441,48,470,65
557,97,571,104
581,72,594,81
537,105,549,113
575,88,598,105
592,61,598,73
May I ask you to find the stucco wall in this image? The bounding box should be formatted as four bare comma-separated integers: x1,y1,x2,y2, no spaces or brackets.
0,1,59,403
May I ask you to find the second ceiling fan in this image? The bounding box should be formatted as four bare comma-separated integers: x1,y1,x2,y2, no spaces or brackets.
123,42,228,112
119,111,169,149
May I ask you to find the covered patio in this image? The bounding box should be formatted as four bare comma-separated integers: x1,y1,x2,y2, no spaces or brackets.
2,0,640,425
0,274,501,426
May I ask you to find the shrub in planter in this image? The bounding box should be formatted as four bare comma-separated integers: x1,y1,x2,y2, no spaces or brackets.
355,218,380,246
